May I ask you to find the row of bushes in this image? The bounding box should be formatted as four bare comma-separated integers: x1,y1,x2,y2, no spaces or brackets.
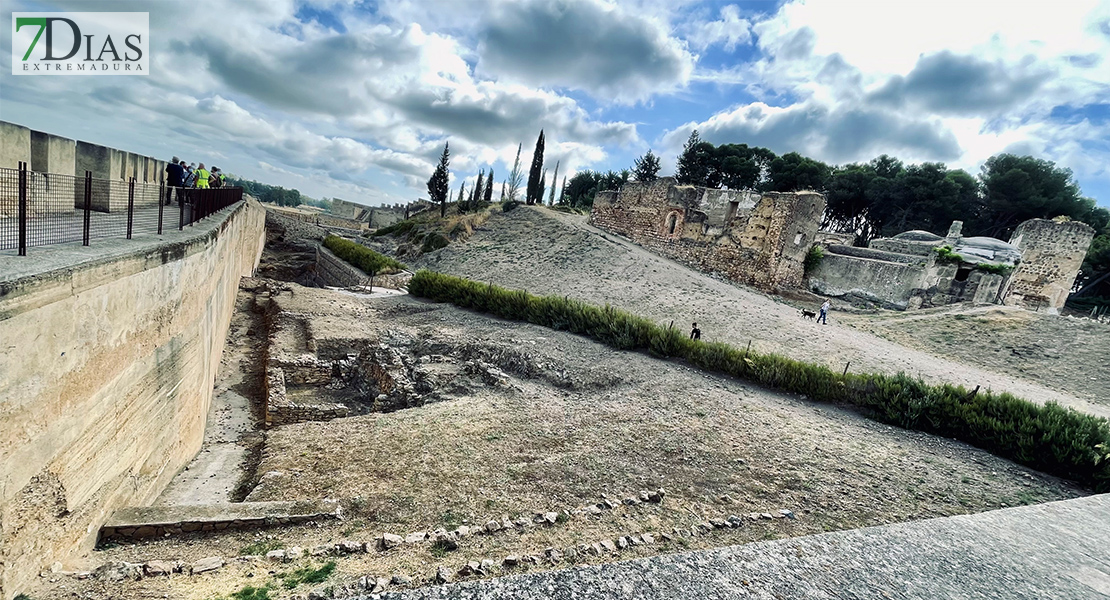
323,235,406,275
408,269,1110,492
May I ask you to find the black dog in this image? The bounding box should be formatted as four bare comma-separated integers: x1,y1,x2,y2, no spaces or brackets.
800,309,816,320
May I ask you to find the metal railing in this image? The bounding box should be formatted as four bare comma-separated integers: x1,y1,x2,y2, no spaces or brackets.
1,163,243,255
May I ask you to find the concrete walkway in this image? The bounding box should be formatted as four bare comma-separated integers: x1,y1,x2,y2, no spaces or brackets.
376,494,1110,600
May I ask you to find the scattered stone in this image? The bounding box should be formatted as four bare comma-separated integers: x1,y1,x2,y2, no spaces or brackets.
589,543,603,556
587,505,603,516
286,546,305,560
660,533,674,542
748,513,760,521
616,536,629,549
435,566,452,584
639,490,651,502
371,577,389,593
308,590,329,600
577,543,591,556
623,497,641,506
143,561,173,577
728,515,744,527
779,509,796,520
485,520,501,533
710,518,728,529
191,557,224,575
380,533,403,550
564,547,578,560
647,488,665,503
266,550,286,563
453,525,471,538
458,562,480,577
543,511,559,525
95,561,143,582
480,559,496,574
310,544,331,556
503,555,520,567
599,539,617,553
604,499,619,509
545,548,562,562
642,533,655,544
761,513,774,520
501,517,515,530
391,574,412,586
628,534,643,546
697,522,714,534
404,531,427,544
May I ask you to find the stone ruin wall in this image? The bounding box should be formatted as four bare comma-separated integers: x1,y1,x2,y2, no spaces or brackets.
1003,219,1095,313
589,178,825,291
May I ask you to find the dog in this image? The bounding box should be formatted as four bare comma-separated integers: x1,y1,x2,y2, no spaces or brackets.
800,309,816,320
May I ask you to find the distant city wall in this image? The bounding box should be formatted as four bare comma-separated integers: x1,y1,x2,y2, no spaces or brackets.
0,199,265,599
1003,219,1095,314
0,121,167,215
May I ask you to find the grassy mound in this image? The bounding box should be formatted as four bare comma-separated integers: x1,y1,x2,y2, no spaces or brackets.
409,269,1110,492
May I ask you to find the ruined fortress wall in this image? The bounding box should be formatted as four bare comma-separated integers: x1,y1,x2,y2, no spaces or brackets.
1003,219,1095,314
589,178,824,290
0,200,265,599
807,253,931,309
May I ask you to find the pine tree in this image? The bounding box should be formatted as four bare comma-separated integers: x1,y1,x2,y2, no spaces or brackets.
525,130,545,205
633,149,661,182
428,142,450,218
548,160,560,205
483,170,494,206
506,144,524,203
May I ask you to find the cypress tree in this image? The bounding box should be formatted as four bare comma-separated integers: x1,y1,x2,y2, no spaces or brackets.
483,170,494,206
538,168,547,205
525,130,545,205
548,160,560,205
428,141,450,218
471,168,485,212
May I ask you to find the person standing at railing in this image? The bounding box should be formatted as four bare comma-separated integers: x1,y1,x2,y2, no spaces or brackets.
195,163,211,189
209,166,223,188
165,156,185,206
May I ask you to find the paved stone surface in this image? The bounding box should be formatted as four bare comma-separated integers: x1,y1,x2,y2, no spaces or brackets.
372,494,1110,600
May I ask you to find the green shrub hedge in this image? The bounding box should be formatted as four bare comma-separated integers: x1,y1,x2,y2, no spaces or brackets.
323,235,405,275
408,269,1110,492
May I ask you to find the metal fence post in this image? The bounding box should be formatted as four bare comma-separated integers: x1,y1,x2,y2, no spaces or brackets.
126,177,135,239
158,182,164,235
17,161,27,256
179,189,186,230
82,171,92,246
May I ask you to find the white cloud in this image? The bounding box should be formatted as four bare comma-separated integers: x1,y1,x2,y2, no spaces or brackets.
686,4,752,52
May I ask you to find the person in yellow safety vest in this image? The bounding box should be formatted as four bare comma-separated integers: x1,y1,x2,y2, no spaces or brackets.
195,163,211,189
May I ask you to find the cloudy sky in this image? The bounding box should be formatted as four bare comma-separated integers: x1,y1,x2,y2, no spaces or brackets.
3,0,1109,208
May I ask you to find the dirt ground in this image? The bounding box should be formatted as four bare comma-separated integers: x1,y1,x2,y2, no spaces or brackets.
32,285,1083,600
405,206,1109,418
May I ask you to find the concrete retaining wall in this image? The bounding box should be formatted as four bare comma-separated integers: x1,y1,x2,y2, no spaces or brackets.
0,200,266,599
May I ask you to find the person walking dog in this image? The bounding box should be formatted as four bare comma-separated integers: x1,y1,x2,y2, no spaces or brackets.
817,299,831,325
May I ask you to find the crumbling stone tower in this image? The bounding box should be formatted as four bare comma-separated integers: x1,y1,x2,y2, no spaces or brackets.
1002,218,1095,314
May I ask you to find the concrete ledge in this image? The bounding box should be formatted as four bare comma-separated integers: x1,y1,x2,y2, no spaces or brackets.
99,501,340,545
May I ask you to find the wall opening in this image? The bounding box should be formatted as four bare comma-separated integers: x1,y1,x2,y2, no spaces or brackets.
726,201,739,222
955,267,971,282
666,213,677,235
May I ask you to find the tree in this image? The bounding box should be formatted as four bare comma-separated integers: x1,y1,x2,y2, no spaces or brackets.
538,168,547,206
675,130,716,187
633,150,661,182
558,175,567,205
500,181,506,202
428,142,450,218
482,169,494,208
456,181,465,213
526,130,545,205
976,154,1091,239
470,168,485,213
548,160,560,205
765,152,830,192
505,143,524,203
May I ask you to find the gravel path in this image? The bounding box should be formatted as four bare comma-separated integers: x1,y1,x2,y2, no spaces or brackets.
410,207,1108,419
374,493,1110,600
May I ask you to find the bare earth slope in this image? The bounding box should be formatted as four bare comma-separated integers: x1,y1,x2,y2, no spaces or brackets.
411,206,1108,418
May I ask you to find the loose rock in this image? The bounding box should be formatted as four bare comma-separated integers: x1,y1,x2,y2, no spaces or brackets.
380,533,403,550
191,557,224,575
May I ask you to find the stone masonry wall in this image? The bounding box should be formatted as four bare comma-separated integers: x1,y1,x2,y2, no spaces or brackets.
589,178,825,291
0,200,265,599
1003,219,1095,314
